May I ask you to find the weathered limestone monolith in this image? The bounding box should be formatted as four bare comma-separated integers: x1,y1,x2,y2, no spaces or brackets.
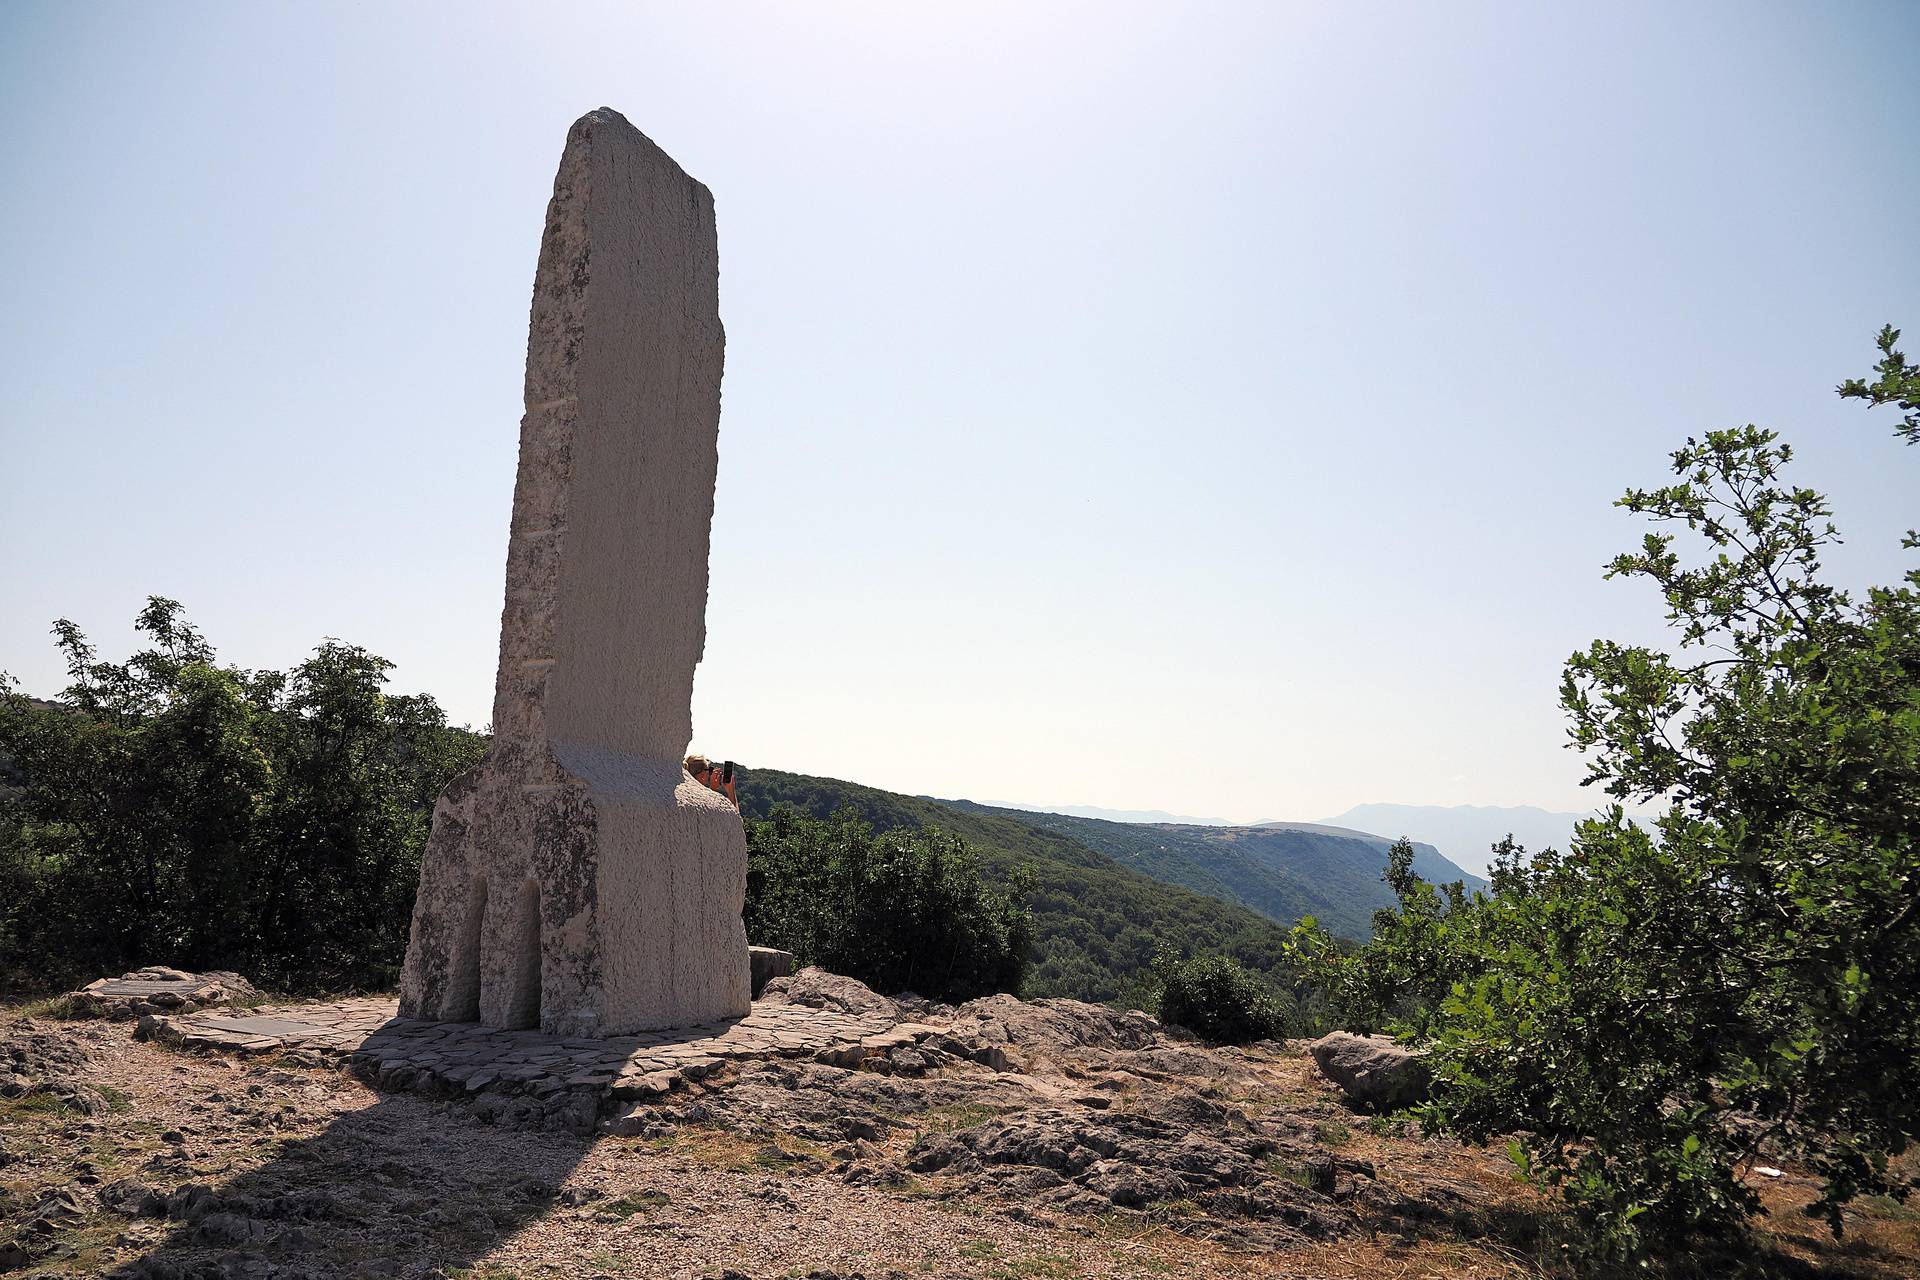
398,108,749,1036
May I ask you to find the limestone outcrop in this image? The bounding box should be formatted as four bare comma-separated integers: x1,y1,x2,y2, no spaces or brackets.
398,108,748,1036
1308,1031,1431,1109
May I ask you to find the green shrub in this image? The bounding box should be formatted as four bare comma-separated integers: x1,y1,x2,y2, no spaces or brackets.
1285,837,1479,1037
1150,949,1289,1044
0,598,485,993
744,805,1032,1002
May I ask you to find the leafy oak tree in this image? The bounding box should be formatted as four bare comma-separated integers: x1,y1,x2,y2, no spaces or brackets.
1419,328,1920,1258
1149,948,1291,1043
1839,323,1920,448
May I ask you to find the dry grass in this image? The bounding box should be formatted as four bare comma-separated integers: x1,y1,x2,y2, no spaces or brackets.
1,1003,1914,1280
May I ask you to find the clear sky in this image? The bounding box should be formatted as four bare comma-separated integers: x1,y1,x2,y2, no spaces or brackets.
2,2,1915,823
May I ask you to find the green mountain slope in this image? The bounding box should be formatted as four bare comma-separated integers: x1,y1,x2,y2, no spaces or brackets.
736,767,1297,1003
1312,803,1590,878
1254,821,1488,890
940,802,1485,939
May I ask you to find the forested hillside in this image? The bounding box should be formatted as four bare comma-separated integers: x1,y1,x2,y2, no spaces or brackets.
735,768,1299,1003
940,802,1482,939
1313,803,1587,878
0,604,487,993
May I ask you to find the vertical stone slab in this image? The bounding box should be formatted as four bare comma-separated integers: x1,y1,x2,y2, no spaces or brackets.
399,108,750,1036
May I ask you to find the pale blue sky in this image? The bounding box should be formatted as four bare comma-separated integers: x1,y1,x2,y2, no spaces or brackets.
2,2,1915,823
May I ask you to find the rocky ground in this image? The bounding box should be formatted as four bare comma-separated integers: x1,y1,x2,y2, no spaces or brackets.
2,976,1915,1280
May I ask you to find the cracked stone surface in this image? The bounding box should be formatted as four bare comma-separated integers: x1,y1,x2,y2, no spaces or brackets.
109,975,1417,1256
137,994,936,1132
9,992,1908,1280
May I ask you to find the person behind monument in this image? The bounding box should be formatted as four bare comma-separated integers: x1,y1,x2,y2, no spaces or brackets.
685,754,738,808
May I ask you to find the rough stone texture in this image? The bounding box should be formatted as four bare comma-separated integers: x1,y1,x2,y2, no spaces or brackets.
0,1024,107,1116
748,946,795,997
757,966,901,1018
607,1009,1381,1251
936,994,1162,1072
66,968,259,1020
138,994,935,1133
12,980,1625,1275
131,982,1370,1242
898,1090,1353,1243
399,107,747,1036
1308,1031,1431,1109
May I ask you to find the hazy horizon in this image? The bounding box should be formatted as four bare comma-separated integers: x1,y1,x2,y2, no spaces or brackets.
3,2,1916,823
946,796,1591,878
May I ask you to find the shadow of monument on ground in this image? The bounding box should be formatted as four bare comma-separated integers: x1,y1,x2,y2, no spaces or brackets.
114,1084,596,1280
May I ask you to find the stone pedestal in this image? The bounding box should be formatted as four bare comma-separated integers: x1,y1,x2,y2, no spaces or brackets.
398,108,748,1036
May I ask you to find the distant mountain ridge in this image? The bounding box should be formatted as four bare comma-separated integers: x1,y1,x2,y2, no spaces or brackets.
979,800,1592,880
1315,803,1594,877
983,801,1235,827
1254,820,1485,883
937,801,1485,939
737,768,1503,1000
736,768,1299,1003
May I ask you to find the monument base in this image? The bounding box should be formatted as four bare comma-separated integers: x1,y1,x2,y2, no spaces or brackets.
137,991,936,1135
398,747,750,1037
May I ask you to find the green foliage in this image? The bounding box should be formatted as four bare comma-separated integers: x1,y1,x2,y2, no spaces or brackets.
738,768,1300,1004
1838,323,1920,447
0,598,485,992
1315,327,1920,1262
1839,324,1920,560
944,800,1485,939
1285,837,1481,1037
1149,948,1289,1044
744,806,1032,1002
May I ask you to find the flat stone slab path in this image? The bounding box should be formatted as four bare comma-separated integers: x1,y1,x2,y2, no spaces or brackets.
140,996,937,1127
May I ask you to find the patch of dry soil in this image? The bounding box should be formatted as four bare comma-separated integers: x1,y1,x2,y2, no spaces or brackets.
1,989,1915,1280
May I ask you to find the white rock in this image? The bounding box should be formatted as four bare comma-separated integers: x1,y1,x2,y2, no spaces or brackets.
399,108,748,1035
1308,1031,1431,1109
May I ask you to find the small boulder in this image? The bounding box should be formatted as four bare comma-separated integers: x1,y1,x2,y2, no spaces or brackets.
904,1135,973,1174
164,1183,220,1223
99,1179,166,1218
0,1028,93,1085
758,967,896,1018
23,1186,87,1236
193,1211,271,1246
1308,1032,1430,1110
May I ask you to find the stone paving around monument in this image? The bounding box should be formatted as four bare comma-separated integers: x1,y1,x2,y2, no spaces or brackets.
137,992,939,1130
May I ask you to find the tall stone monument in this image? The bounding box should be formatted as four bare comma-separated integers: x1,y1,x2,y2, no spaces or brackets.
398,108,750,1036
